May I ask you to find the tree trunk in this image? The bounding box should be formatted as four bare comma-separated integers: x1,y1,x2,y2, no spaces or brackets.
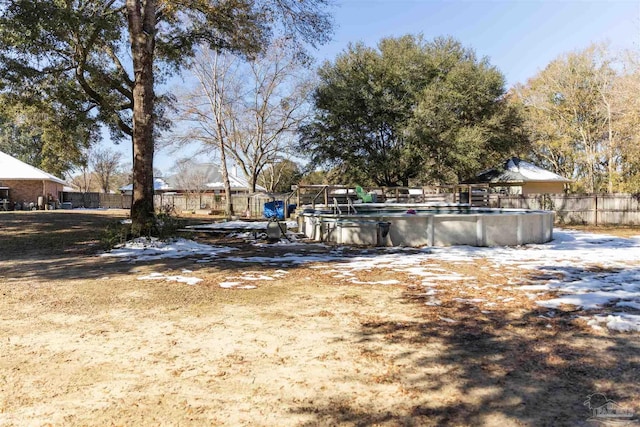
126,0,156,232
220,147,233,218
251,173,258,193
605,101,614,194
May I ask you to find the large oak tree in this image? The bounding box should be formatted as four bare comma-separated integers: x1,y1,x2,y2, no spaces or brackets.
0,0,331,231
300,35,526,187
0,95,96,178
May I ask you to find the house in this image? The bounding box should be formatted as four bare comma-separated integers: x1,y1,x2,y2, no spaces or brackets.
462,157,571,195
119,162,265,195
0,150,67,208
164,162,266,194
119,178,172,195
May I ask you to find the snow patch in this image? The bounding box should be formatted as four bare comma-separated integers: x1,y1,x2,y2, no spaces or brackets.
102,237,235,261
103,228,640,333
219,282,257,290
587,313,640,332
137,272,203,286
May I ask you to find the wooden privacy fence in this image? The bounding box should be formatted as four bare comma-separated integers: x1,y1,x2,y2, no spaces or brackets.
62,190,640,225
155,193,280,218
62,192,99,209
63,192,284,217
62,193,132,209
494,193,640,225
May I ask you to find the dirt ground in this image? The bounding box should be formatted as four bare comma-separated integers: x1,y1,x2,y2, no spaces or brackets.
0,210,639,426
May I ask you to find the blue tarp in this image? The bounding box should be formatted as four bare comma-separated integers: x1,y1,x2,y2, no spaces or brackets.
263,201,296,219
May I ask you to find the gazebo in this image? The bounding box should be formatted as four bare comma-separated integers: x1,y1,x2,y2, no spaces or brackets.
462,157,571,195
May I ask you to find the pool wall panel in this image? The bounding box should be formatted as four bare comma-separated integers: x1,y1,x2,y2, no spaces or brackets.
385,215,431,247
298,205,555,247
485,214,519,246
338,221,378,246
433,216,478,246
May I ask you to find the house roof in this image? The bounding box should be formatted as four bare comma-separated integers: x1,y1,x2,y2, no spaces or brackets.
164,162,266,192
0,150,67,185
465,157,571,184
118,163,266,193
119,178,172,192
63,185,80,193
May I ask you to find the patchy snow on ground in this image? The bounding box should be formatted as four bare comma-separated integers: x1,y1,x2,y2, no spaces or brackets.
138,272,203,286
586,313,640,332
364,230,637,321
305,229,640,331
101,237,236,262
183,220,302,244
219,282,257,290
216,270,288,289
103,229,640,332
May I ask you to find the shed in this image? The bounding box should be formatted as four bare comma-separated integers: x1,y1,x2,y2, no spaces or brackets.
0,150,67,208
463,157,571,195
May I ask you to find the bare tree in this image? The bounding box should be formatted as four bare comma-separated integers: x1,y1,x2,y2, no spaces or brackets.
228,40,312,192
176,40,312,210
69,150,95,193
171,159,213,211
92,148,123,193
175,51,239,217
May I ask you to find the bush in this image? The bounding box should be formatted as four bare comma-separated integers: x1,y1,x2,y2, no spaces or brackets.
100,220,133,250
100,206,188,250
153,209,183,240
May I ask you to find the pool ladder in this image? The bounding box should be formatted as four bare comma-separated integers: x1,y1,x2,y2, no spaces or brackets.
333,197,358,215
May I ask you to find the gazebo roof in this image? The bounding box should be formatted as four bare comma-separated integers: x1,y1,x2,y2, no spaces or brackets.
465,157,571,184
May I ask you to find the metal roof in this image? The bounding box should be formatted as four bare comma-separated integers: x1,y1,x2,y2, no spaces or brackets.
0,150,67,185
464,157,571,184
119,162,266,192
119,178,172,192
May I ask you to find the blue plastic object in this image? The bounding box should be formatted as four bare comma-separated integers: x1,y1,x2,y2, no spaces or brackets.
263,201,296,219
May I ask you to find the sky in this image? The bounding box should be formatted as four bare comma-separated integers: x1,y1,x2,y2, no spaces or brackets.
103,0,640,174
320,0,640,87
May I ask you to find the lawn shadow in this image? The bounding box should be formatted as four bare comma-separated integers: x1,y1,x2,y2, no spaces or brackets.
549,228,640,251
0,211,367,281
291,292,640,426
0,211,234,281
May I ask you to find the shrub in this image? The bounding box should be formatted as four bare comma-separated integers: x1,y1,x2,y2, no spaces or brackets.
100,206,189,250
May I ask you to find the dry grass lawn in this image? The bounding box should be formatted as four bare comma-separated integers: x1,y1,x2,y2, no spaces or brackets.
0,210,638,426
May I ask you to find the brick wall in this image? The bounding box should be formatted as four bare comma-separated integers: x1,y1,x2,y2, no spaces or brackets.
0,179,64,206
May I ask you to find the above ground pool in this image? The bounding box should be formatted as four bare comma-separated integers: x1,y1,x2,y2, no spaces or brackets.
297,203,554,247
